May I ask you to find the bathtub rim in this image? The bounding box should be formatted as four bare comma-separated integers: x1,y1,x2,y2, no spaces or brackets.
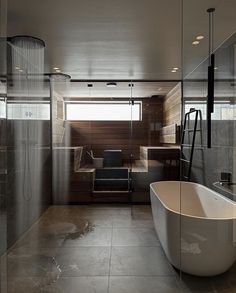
150,180,236,221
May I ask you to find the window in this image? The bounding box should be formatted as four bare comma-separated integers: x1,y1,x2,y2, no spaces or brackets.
7,103,50,120
185,100,236,120
66,101,142,121
0,99,6,119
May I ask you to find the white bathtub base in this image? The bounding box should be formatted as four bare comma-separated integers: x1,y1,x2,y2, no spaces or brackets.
150,181,236,277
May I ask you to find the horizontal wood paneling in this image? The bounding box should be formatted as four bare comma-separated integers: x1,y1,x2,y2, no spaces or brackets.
65,97,163,161
163,83,181,125
160,124,177,144
52,91,65,145
162,83,181,144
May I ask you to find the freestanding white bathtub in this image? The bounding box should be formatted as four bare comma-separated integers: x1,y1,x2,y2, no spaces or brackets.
150,181,236,276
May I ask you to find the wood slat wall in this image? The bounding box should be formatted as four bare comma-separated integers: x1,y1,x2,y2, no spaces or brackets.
65,97,163,161
163,83,181,126
162,83,182,144
52,91,65,145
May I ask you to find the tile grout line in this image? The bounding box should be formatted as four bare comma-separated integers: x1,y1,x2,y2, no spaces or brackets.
107,212,114,293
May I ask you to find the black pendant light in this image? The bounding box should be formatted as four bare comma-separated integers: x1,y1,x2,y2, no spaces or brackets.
207,8,215,148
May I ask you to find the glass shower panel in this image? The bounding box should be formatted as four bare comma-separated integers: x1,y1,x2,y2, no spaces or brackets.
55,82,94,204
5,36,51,293
89,82,132,203
51,73,72,204
181,4,236,290
6,36,51,248
0,0,7,290
130,82,180,203
0,49,7,293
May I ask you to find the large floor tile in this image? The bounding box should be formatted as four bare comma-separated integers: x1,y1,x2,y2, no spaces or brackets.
180,270,236,293
179,274,214,293
131,205,153,219
47,276,109,293
15,221,81,249
7,248,60,278
109,276,180,293
14,227,66,249
15,221,112,249
112,228,159,246
7,276,109,293
112,214,154,228
62,228,112,247
42,213,113,228
79,215,113,228
55,246,110,277
110,246,174,276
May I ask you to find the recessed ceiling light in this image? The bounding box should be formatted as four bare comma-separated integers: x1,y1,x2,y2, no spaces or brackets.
19,69,23,72
192,41,200,45
214,67,218,70
196,35,204,40
106,82,117,88
15,66,20,70
173,67,179,70
171,70,177,73
54,67,59,70
56,69,61,73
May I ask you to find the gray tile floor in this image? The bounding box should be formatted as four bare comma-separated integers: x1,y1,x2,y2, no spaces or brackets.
5,205,236,293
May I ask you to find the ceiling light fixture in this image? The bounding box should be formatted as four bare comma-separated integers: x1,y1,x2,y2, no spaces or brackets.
173,67,179,70
15,66,20,70
192,40,200,45
171,70,177,73
196,35,204,40
54,67,59,70
106,82,117,88
56,69,61,73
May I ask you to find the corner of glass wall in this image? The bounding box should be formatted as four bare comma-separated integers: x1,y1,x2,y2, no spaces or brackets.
3,34,52,293
181,2,236,290
50,73,72,205
0,0,7,291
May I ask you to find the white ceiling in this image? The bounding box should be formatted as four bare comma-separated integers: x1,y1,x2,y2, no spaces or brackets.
7,0,236,80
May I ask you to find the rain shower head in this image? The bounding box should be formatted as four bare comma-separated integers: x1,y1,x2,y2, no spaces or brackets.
8,35,45,48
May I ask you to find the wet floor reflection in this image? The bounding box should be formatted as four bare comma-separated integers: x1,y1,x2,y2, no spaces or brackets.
6,205,236,293
64,221,94,241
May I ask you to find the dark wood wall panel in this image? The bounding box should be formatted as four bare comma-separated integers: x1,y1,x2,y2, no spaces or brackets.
65,97,163,161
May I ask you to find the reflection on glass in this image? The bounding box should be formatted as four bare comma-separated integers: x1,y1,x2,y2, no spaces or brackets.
181,17,236,291
7,102,50,120
6,36,51,248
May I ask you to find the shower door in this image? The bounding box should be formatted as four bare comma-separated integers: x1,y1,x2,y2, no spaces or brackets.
85,81,134,204
51,80,134,204
181,1,236,290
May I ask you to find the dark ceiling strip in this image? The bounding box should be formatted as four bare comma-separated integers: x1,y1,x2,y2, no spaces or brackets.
69,79,181,83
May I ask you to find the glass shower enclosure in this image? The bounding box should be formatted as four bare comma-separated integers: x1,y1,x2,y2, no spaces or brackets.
180,2,236,290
